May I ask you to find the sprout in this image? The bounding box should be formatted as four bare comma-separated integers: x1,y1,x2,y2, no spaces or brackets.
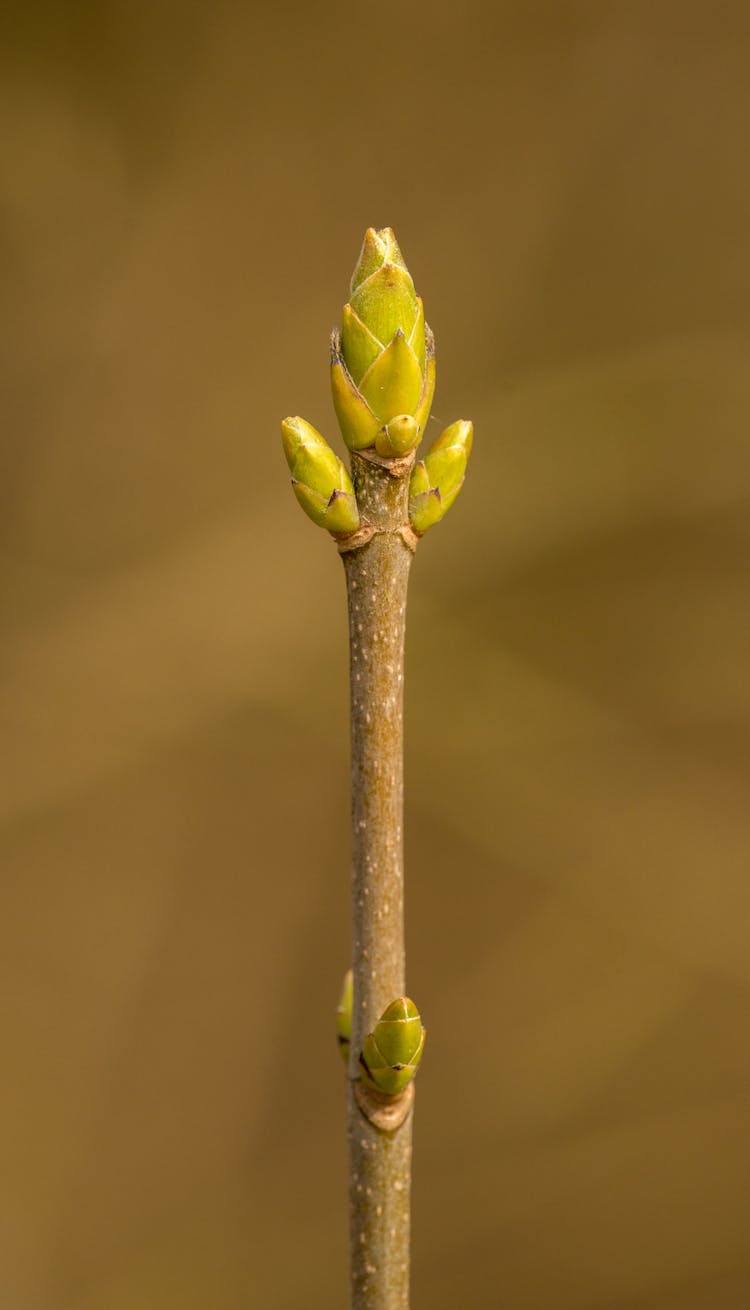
331,228,435,454
359,997,426,1096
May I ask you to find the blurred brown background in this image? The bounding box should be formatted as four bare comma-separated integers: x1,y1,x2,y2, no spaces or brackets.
2,2,750,1306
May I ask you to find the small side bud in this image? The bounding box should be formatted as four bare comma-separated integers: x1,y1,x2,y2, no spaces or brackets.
281,416,360,536
359,996,426,1096
408,419,473,535
375,414,420,459
336,968,353,1065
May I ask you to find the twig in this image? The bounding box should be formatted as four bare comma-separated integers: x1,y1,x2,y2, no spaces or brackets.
280,227,473,1310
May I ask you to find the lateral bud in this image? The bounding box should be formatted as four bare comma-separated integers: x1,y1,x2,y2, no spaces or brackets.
336,968,353,1065
375,413,420,459
408,419,473,535
358,996,426,1096
281,416,360,536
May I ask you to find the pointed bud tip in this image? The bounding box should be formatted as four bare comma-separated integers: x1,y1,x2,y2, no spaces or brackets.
367,227,403,262
428,418,474,458
280,416,302,464
380,996,420,1023
281,414,327,467
350,226,408,293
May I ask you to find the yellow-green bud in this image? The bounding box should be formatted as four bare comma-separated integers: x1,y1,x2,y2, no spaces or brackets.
408,420,473,535
281,416,360,536
375,414,420,459
336,968,353,1065
359,996,426,1096
331,228,435,453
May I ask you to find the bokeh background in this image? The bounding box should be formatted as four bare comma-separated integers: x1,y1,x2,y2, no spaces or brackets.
3,2,750,1306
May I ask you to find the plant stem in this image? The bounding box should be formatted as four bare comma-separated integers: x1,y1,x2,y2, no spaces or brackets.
342,450,415,1310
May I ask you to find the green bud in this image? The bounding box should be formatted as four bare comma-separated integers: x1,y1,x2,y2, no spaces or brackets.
331,227,435,451
359,996,426,1096
408,420,473,535
375,414,420,459
336,968,353,1065
350,226,407,294
281,416,360,536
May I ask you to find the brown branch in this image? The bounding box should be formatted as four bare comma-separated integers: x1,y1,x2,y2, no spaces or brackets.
343,448,416,1309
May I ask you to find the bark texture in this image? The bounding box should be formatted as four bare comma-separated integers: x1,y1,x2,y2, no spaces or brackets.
343,450,415,1310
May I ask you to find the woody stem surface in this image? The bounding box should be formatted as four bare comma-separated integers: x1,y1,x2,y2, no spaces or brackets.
343,451,415,1310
